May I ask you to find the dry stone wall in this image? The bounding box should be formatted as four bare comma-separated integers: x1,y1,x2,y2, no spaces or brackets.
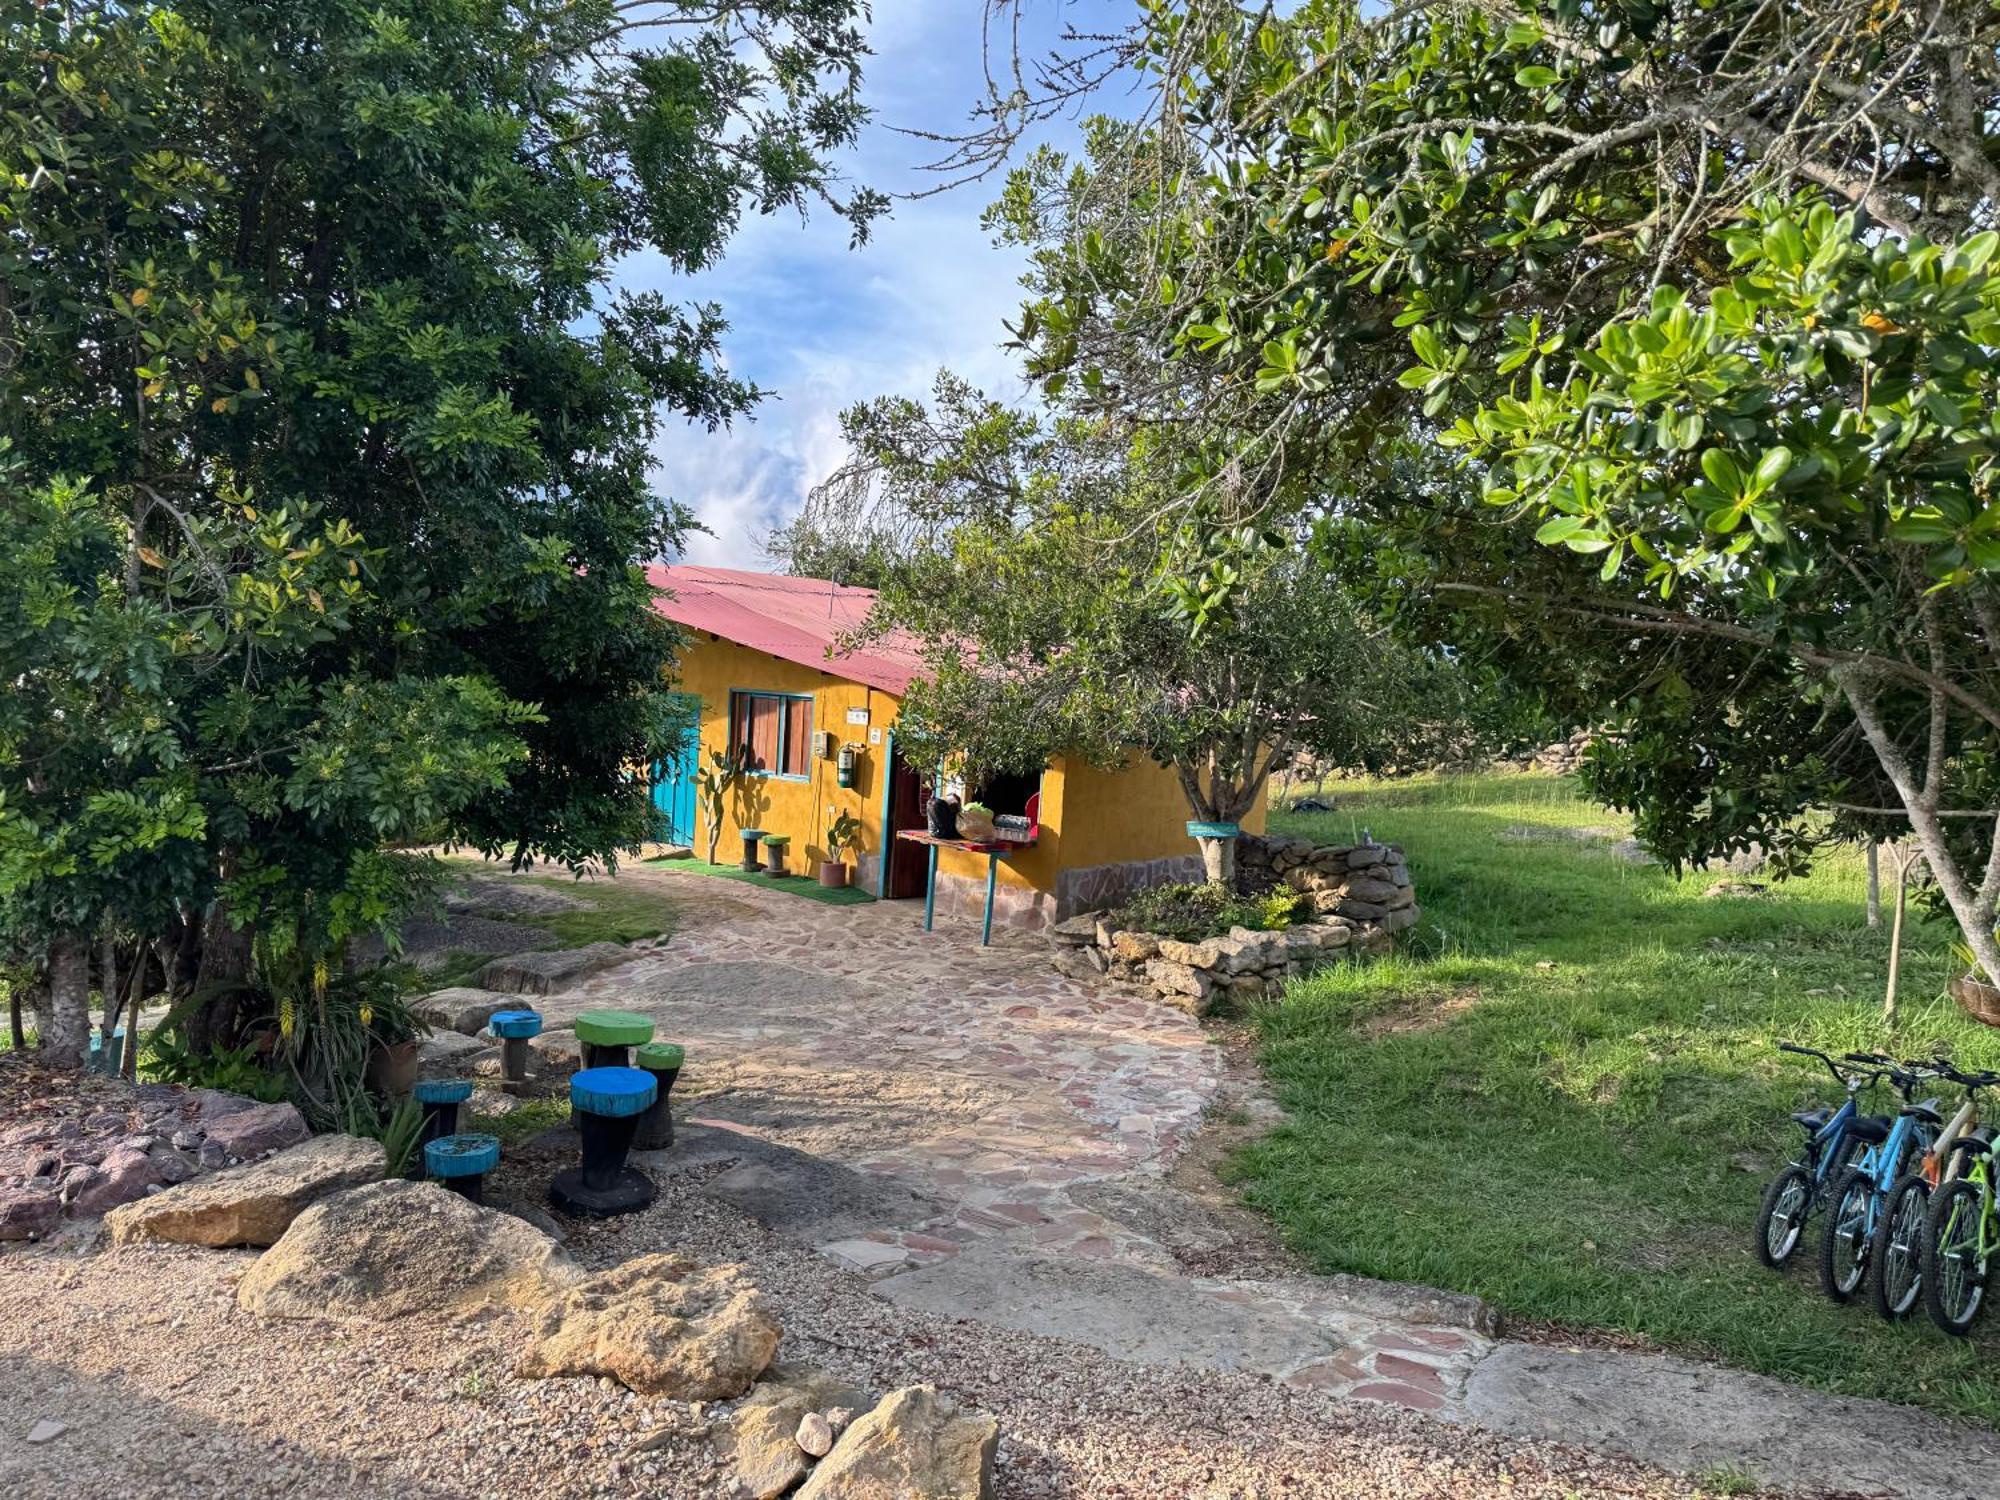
1050,832,1419,1015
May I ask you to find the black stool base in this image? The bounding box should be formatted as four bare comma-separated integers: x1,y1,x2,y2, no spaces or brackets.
549,1164,656,1217
441,1176,485,1205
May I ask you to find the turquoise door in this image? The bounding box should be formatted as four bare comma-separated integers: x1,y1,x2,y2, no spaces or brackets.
650,694,701,846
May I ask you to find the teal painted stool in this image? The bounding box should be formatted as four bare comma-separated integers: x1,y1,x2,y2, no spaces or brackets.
424,1133,500,1204
633,1042,684,1150
551,1066,657,1217
488,1008,543,1091
413,1078,474,1150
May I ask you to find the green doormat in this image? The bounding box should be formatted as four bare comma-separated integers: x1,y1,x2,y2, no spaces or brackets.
645,859,877,906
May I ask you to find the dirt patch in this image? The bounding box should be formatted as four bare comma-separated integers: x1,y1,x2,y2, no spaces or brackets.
1356,985,1484,1038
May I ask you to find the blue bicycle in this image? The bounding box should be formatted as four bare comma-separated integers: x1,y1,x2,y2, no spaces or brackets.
1756,1043,1886,1269
1820,1055,1942,1302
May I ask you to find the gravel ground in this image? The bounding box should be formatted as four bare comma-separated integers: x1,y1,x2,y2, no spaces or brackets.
0,1156,1777,1500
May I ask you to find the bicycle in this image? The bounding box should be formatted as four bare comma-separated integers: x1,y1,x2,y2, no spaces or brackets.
1923,1072,2000,1335
1754,1043,1886,1269
1870,1060,2000,1320
1820,1055,1943,1302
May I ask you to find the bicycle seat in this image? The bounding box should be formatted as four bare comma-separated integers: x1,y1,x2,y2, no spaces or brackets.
1950,1127,1995,1157
1902,1098,1944,1126
1847,1115,1892,1145
1791,1107,1834,1131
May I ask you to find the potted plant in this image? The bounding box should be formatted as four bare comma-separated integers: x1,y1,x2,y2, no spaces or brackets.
1949,941,2000,1028
821,808,863,888
761,833,792,876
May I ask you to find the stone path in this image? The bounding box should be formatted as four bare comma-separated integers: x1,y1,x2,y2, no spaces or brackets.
539,865,1491,1410
513,862,1999,1498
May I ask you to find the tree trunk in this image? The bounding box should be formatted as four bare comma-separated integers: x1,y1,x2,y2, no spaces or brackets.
1197,834,1236,887
41,936,92,1068
7,983,23,1050
1883,851,1914,1032
186,899,254,1053
1840,672,2000,986
1865,841,1881,929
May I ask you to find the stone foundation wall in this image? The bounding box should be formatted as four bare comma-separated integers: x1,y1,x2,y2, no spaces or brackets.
1053,853,1204,921
1048,831,1420,1014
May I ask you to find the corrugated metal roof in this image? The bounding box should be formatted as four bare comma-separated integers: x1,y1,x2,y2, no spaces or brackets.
646,565,931,697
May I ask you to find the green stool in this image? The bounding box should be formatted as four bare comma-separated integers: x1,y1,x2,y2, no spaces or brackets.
573,1009,655,1070
633,1042,683,1150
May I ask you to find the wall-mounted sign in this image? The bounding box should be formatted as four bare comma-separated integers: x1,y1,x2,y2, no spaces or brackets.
868,727,882,745
845,707,871,726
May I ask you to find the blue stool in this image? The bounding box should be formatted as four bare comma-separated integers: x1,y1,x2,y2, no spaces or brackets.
488,1008,543,1092
424,1133,500,1204
550,1067,657,1218
413,1077,474,1150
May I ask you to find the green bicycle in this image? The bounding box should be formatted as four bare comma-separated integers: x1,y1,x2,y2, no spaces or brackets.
1923,1097,2000,1336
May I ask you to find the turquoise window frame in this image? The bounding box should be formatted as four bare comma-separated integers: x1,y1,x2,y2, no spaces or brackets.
728,688,814,781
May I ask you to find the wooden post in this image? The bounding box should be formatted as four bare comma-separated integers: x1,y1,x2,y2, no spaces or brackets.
1865,840,1881,929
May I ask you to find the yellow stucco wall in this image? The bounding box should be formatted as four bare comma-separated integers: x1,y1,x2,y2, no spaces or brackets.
669,633,1268,896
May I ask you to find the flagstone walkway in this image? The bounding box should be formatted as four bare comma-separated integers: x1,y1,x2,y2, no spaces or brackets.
535,864,1494,1414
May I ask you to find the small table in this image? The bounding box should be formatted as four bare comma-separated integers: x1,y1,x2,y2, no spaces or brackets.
896,829,1037,946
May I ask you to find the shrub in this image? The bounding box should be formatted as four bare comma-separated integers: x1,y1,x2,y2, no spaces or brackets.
1117,882,1309,942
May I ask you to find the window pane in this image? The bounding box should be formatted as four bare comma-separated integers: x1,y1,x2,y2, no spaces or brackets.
733,693,781,772
780,698,812,777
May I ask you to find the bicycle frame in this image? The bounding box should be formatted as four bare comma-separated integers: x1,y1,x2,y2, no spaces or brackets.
1805,1096,1862,1187
1923,1092,1982,1188
1853,1108,1933,1238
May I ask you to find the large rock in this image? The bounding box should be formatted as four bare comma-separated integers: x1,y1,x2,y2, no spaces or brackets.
714,1365,871,1500
0,1184,61,1241
66,1146,166,1216
473,942,635,996
516,1253,779,1399
795,1385,998,1500
202,1101,309,1161
238,1179,578,1321
416,987,521,1036
417,1029,493,1070
106,1135,385,1248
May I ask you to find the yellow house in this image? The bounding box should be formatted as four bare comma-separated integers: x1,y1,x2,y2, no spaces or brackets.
646,565,1267,930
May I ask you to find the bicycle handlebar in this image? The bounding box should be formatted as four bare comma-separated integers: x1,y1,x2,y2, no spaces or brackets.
1779,1042,1880,1089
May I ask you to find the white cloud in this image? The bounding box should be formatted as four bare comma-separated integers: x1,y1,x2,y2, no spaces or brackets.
626,2,1127,570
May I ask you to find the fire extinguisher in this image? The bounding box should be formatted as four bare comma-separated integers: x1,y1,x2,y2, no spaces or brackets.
836,742,859,789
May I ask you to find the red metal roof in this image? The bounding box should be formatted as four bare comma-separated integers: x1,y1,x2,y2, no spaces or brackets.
646,565,931,697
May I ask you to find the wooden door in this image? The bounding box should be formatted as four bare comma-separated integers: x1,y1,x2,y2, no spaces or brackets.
884,742,929,899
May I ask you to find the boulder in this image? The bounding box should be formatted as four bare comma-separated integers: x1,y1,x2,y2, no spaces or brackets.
795,1385,998,1500
1339,876,1402,905
106,1135,385,1248
416,987,521,1036
416,1029,493,1070
714,1364,871,1500
1143,960,1210,1001
0,1184,61,1242
67,1147,166,1216
1155,938,1221,969
238,1179,578,1321
473,942,635,996
516,1253,780,1399
203,1101,309,1162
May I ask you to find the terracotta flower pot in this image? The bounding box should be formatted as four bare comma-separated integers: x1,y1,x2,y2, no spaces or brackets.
817,860,849,889
1951,973,2000,1028
367,1037,421,1097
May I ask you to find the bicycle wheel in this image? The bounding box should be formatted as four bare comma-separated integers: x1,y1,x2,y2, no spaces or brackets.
1819,1164,1874,1302
1756,1166,1813,1268
1923,1179,1991,1336
1869,1172,1930,1319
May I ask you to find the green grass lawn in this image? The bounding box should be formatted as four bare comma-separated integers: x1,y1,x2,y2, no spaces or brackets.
418,864,683,991
1243,770,2000,1426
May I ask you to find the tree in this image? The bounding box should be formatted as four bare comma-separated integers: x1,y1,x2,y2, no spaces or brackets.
811,378,1491,886
0,1,879,1061
994,2,2000,976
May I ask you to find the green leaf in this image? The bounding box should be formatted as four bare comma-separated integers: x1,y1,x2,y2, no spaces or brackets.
1514,65,1559,88
1699,450,1745,495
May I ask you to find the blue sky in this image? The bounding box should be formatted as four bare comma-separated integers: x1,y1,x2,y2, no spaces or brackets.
627,0,1135,569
